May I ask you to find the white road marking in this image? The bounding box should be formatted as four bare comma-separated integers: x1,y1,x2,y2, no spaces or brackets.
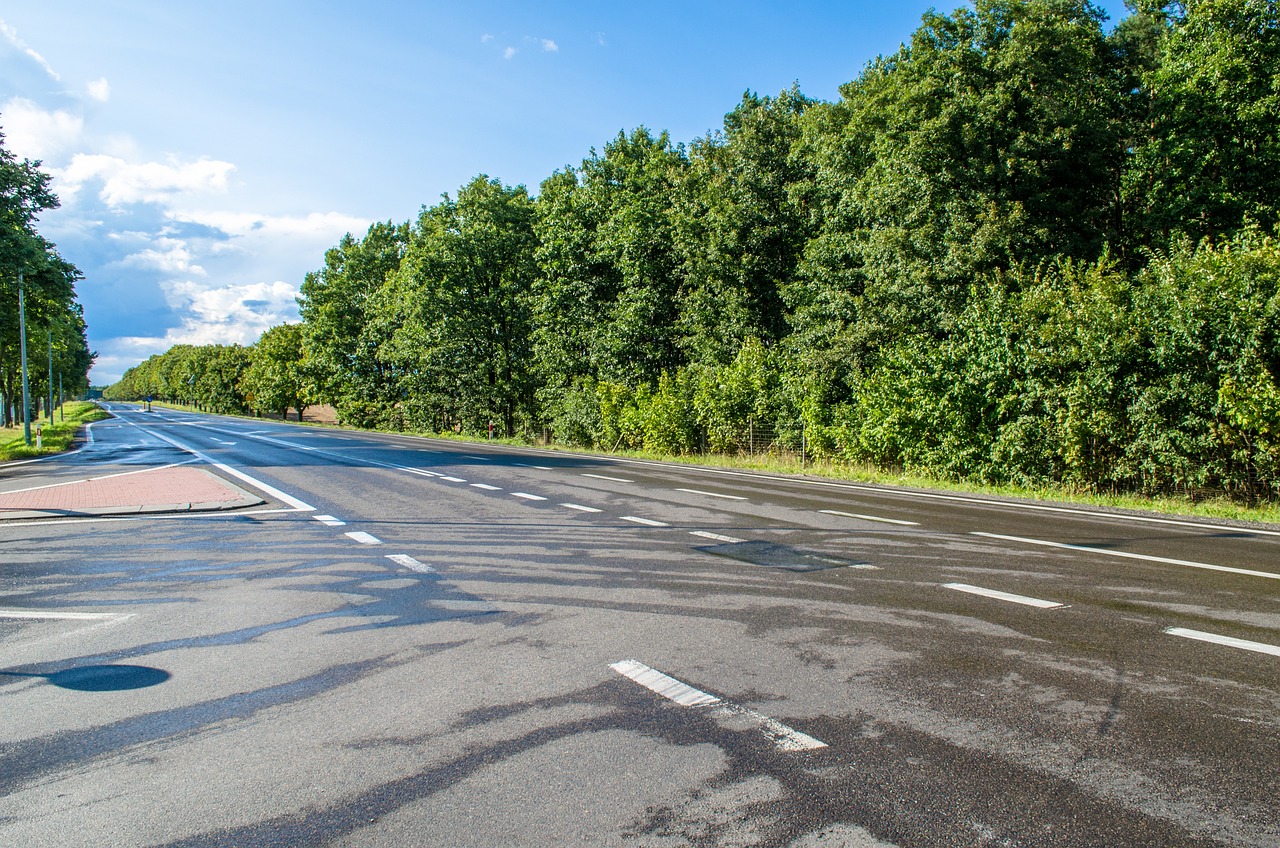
610,660,827,752
211,438,237,445
561,503,602,513
345,531,382,545
515,463,553,470
820,509,919,526
0,609,133,621
313,515,346,527
471,483,502,491
583,473,633,483
408,468,443,477
512,492,547,501
944,583,1065,609
677,488,747,501
690,530,746,544
971,532,1280,581
439,476,467,483
0,461,197,494
462,455,492,461
1165,628,1280,657
386,554,436,573
622,516,668,527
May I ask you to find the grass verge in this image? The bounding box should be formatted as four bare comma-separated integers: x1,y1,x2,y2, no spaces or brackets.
0,402,110,462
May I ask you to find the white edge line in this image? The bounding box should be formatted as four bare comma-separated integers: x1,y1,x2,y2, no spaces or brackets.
583,473,633,483
971,532,1280,581
0,609,134,621
944,582,1065,609
1165,627,1280,657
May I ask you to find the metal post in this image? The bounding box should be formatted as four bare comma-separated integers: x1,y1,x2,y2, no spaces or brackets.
48,329,54,423
19,273,32,446
59,374,64,422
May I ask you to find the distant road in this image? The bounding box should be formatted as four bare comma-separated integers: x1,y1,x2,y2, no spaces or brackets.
0,403,1276,847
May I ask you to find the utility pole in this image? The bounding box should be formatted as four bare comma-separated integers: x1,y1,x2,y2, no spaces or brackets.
19,272,32,446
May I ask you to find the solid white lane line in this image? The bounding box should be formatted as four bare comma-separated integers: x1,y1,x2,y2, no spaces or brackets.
677,488,747,501
511,492,547,501
1165,628,1280,658
386,554,436,573
583,473,633,483
820,509,919,526
313,515,346,527
621,516,668,527
561,503,602,513
944,583,1065,609
690,530,746,544
439,476,467,483
0,609,132,621
971,532,1280,581
610,660,827,752
345,531,382,545
471,483,502,491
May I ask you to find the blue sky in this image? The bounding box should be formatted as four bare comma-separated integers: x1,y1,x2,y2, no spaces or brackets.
2,1,1133,384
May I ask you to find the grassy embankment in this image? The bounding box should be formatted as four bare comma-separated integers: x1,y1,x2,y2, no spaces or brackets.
142,400,1280,525
0,402,110,463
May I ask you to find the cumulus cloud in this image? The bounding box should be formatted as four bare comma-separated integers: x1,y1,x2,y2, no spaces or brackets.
118,236,207,277
171,209,369,241
1,96,84,160
161,279,303,346
503,46,517,60
55,153,235,206
86,78,110,102
0,19,60,81
541,39,558,52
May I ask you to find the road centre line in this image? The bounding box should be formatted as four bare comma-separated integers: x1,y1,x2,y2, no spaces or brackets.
314,515,346,526
971,532,1280,581
386,554,436,573
622,516,668,527
610,660,826,752
345,531,382,545
820,509,919,526
471,483,502,491
676,488,747,501
0,609,134,621
512,492,547,501
944,583,1065,609
582,473,633,483
1165,627,1280,658
562,503,602,513
690,530,747,544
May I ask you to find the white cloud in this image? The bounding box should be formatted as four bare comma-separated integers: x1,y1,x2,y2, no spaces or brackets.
541,39,558,52
160,279,302,346
118,236,206,277
171,209,369,241
1,96,84,160
55,153,235,206
504,46,517,60
86,78,110,103
480,33,493,43
0,19,60,81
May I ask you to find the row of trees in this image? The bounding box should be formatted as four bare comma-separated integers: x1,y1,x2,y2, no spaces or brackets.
1,131,94,426
110,0,1280,501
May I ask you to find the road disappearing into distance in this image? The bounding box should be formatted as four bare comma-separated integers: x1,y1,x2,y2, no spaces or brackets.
1,404,1277,847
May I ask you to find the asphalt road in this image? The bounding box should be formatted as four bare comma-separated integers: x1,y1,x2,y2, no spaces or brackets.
1,404,1277,847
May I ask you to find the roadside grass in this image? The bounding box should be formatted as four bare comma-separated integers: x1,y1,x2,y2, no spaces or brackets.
0,402,110,462
128,400,1280,525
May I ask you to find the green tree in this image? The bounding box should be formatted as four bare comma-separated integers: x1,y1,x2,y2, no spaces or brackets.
242,323,310,421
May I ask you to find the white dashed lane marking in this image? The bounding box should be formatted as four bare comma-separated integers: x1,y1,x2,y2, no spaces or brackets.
820,509,919,526
512,492,547,501
621,516,668,527
690,530,746,544
345,531,382,545
439,476,467,483
562,503,602,513
471,483,502,491
1165,628,1280,657
944,583,1065,609
314,515,346,527
386,554,436,574
971,532,1280,581
611,660,827,752
677,488,747,501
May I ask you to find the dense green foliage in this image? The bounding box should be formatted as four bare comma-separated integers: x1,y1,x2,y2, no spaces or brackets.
109,0,1280,502
0,131,94,424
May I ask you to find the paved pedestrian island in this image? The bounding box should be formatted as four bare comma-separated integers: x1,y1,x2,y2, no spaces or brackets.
0,465,262,519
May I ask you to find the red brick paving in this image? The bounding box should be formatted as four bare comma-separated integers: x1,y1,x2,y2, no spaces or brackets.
0,466,250,512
